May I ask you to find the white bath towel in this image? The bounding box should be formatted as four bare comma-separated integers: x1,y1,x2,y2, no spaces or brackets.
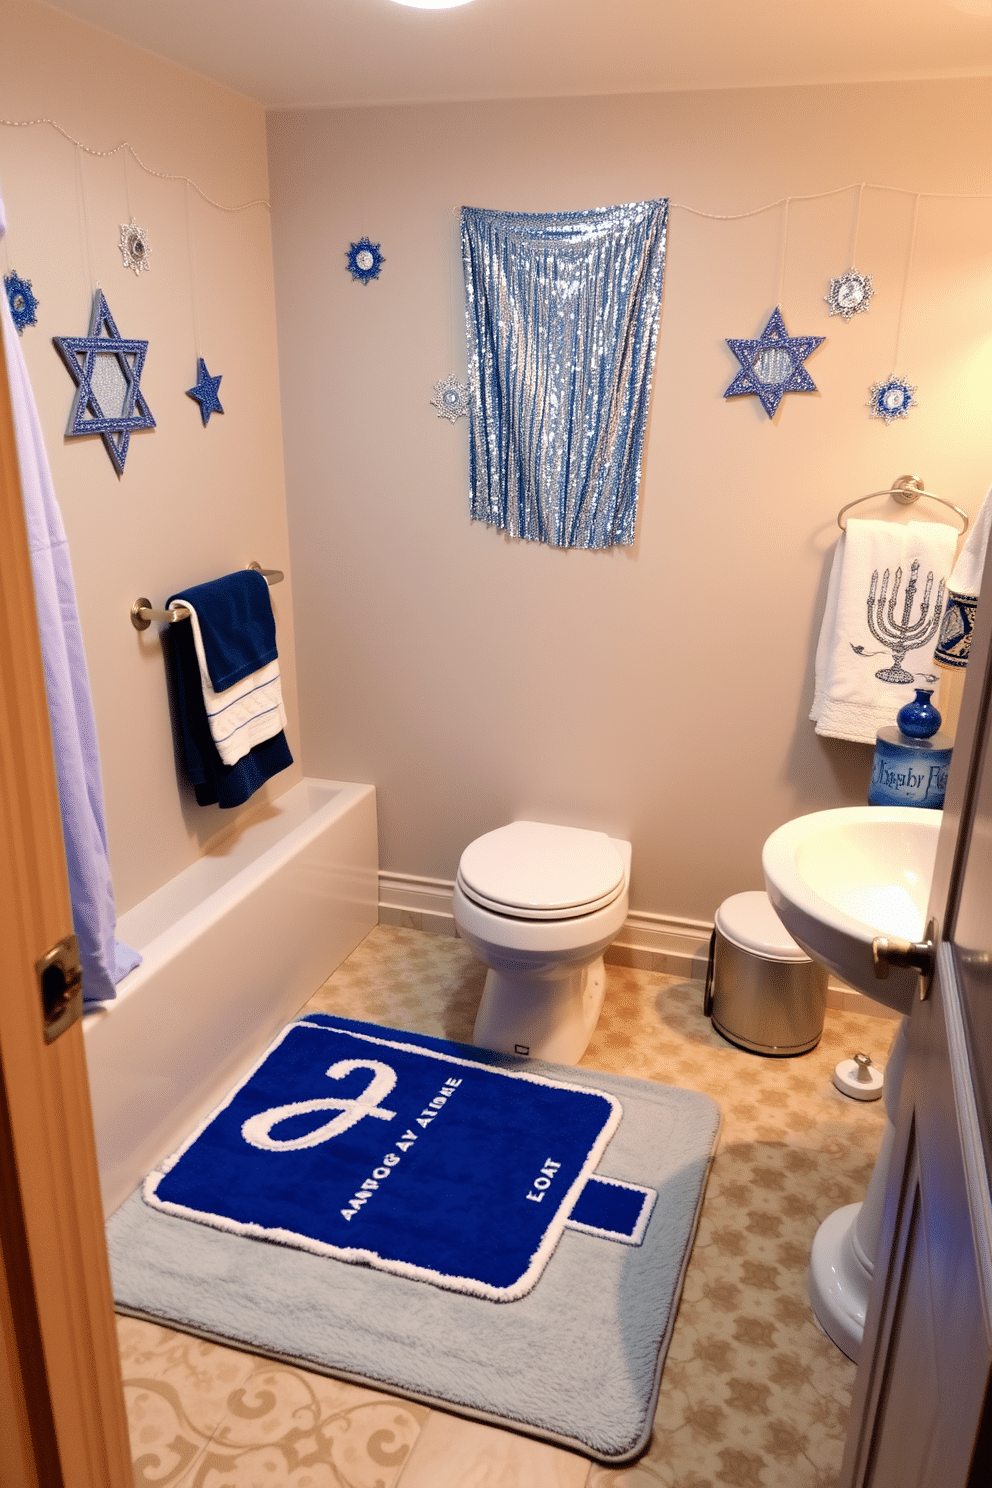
811,517,959,743
180,599,288,767
934,483,992,670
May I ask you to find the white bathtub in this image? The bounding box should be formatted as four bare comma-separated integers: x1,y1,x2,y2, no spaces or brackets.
84,778,378,1216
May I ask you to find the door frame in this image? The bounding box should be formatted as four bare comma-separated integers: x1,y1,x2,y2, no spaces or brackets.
0,322,132,1483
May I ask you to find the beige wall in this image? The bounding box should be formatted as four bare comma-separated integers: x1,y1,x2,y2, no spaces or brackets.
0,0,299,914
267,82,992,923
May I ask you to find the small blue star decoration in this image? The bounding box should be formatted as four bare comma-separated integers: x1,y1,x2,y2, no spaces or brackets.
868,374,917,424
347,237,385,284
52,289,155,476
4,270,39,335
725,306,825,419
186,358,224,425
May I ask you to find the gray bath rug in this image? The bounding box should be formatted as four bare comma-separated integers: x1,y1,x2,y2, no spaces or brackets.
107,1016,721,1465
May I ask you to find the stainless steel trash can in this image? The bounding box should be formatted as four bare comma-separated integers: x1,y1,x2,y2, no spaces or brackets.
704,891,827,1056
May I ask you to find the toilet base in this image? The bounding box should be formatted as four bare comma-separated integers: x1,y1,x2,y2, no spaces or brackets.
472,956,607,1065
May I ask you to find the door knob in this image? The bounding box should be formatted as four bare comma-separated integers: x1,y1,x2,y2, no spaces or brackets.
871,917,937,1000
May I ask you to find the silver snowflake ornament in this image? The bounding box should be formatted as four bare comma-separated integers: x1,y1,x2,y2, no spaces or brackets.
868,374,917,424
431,375,471,422
826,268,874,320
119,217,151,275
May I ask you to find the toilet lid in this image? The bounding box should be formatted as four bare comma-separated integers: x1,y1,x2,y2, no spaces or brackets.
457,821,626,920
715,891,810,963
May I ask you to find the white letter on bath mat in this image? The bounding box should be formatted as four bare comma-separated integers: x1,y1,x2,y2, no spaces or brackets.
241,1060,398,1150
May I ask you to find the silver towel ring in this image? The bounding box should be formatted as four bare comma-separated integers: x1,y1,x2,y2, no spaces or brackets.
837,474,969,535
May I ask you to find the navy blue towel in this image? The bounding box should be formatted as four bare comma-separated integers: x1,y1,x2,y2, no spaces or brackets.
167,569,277,690
163,617,292,809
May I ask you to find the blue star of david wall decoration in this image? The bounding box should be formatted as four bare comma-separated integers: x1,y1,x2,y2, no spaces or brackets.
53,290,155,475
4,271,39,335
725,306,825,419
186,358,224,425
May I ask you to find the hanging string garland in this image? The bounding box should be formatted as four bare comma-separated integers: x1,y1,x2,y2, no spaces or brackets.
867,194,920,423
825,184,874,320
724,199,826,418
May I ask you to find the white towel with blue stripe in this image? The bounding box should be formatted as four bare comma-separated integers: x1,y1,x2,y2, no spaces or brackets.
180,599,287,767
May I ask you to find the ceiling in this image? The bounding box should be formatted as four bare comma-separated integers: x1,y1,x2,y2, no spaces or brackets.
42,0,992,110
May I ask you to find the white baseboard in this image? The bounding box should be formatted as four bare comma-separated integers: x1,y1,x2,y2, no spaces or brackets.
377,872,900,1022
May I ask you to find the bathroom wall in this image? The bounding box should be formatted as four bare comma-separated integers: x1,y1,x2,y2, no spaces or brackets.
0,0,300,913
267,82,992,925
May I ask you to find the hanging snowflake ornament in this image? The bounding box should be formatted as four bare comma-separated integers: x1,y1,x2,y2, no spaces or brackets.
430,375,471,422
119,217,151,275
4,270,39,334
825,268,874,321
868,374,917,424
725,306,825,419
347,237,384,284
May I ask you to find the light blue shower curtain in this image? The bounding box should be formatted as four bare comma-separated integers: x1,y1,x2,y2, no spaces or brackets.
1,192,140,1001
461,199,668,549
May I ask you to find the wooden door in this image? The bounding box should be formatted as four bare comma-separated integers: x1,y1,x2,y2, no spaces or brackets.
0,316,133,1480
839,529,992,1486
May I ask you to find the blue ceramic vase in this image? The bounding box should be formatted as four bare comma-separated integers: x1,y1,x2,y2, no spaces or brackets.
896,688,942,740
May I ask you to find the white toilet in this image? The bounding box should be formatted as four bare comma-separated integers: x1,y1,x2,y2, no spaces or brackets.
452,821,631,1065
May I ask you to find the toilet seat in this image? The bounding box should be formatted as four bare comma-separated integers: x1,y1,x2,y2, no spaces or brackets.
457,821,625,921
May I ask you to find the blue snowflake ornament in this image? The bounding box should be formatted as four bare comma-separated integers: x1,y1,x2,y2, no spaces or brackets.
725,307,824,419
5,271,39,334
868,375,917,425
347,237,384,284
52,289,155,476
186,358,224,425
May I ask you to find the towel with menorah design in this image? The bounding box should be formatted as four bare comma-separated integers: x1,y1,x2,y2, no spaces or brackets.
811,517,958,744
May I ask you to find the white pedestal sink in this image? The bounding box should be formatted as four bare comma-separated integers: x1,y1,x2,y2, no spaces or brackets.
762,806,941,1360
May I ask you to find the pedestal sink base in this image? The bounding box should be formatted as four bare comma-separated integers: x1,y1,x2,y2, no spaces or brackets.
809,1202,871,1361
807,1096,899,1362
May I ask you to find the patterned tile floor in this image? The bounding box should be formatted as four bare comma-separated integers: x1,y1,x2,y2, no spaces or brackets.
117,925,896,1487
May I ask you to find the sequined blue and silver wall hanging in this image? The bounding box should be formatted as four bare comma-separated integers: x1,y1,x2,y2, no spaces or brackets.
431,374,470,422
4,269,38,334
347,237,384,283
461,199,668,549
725,307,824,419
868,374,917,424
825,268,873,320
53,289,156,476
120,217,151,275
187,357,224,425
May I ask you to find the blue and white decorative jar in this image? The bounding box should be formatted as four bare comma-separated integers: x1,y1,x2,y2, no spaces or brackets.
869,691,952,809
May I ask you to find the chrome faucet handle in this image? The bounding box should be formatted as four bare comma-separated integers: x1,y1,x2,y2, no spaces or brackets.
871,918,938,1000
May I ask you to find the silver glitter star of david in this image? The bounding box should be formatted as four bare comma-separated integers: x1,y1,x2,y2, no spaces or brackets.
826,268,874,321
53,289,156,475
119,217,151,275
430,375,471,422
868,374,917,424
725,306,825,419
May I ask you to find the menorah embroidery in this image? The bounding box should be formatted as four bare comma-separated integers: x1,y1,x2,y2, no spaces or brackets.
866,560,945,684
